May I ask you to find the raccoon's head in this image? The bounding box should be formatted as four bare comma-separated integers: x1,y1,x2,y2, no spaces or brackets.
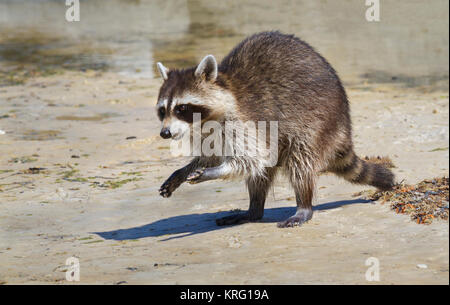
155,55,235,140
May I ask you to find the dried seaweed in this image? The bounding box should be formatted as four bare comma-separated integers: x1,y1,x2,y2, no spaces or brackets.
369,177,449,224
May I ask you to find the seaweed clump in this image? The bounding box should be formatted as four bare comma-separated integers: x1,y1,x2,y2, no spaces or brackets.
369,177,449,224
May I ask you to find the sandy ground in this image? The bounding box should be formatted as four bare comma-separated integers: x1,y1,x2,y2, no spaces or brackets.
0,71,448,284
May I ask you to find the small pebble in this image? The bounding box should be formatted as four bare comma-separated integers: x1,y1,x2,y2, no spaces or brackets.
417,264,428,269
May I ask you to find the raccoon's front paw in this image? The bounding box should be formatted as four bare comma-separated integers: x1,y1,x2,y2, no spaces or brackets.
159,181,176,198
186,168,205,184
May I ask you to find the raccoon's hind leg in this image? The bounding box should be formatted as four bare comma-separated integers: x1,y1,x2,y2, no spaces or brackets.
277,166,315,228
216,168,277,226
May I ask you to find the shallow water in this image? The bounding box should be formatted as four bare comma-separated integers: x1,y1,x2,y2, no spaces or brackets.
0,0,448,87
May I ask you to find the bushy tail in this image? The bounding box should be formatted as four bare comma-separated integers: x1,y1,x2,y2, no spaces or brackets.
330,150,395,191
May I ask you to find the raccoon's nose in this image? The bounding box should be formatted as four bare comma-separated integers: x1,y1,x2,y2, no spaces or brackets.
160,128,172,139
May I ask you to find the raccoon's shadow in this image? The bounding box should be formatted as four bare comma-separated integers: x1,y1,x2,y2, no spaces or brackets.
94,199,371,241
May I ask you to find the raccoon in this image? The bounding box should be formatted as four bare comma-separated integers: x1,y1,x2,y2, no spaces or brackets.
155,31,395,228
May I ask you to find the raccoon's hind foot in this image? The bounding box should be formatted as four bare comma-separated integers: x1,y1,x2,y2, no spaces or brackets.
277,208,313,228
216,212,262,226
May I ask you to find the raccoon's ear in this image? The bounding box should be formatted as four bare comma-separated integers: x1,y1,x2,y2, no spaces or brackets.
195,55,218,82
156,62,169,80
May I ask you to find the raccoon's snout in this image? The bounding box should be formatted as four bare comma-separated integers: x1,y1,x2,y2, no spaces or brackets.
160,128,172,139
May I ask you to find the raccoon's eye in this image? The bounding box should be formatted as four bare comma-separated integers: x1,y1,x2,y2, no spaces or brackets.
158,107,165,119
175,104,189,114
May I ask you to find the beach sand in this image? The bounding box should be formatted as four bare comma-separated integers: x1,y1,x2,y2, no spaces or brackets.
0,71,448,284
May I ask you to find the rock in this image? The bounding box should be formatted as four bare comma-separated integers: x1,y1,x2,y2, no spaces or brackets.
417,264,428,269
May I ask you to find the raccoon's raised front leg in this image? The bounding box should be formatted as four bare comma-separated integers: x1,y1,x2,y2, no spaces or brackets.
216,168,277,226
159,159,199,198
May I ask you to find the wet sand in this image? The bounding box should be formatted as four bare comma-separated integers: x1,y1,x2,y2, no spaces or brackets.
0,71,448,284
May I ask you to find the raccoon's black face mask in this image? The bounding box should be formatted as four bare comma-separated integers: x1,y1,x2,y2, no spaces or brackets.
157,104,213,140
155,54,227,140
